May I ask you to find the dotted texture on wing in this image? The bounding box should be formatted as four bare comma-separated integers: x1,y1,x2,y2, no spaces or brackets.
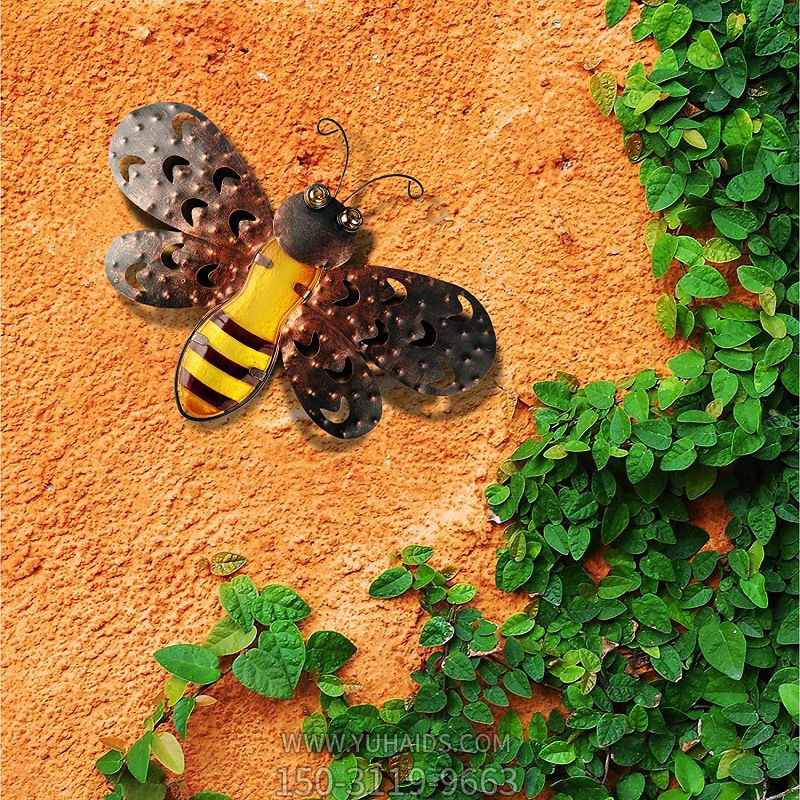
307,266,496,395
281,302,382,439
106,102,272,307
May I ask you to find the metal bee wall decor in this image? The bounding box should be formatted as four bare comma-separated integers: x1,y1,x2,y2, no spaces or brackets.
106,103,496,439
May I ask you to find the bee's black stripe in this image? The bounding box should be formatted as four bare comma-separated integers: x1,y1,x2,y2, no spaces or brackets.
188,340,261,386
178,369,237,411
214,311,275,354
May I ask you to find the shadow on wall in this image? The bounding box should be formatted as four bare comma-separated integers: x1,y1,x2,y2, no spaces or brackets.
275,347,504,452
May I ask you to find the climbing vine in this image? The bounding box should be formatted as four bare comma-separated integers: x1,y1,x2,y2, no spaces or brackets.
315,523,799,800
485,0,798,797
95,566,357,800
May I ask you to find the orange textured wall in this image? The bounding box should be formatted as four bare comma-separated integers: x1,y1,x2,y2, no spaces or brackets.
2,1,683,798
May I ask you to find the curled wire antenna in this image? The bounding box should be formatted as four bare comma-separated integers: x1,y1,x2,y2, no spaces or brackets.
316,117,349,197
342,173,425,204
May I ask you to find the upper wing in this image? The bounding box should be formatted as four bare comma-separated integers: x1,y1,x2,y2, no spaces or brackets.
305,266,496,395
108,102,272,306
280,303,382,439
106,229,248,308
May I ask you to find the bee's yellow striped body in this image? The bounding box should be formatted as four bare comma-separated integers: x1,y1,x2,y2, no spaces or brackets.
175,238,320,420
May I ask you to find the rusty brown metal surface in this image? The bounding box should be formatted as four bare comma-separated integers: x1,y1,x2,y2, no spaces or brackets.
280,302,382,439
105,229,248,308
305,265,496,395
106,102,272,307
273,191,358,270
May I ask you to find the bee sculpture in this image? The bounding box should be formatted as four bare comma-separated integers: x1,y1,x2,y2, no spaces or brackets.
106,103,496,439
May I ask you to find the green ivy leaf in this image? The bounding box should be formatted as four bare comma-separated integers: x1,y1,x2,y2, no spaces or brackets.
539,740,577,764
687,30,724,69
703,237,741,264
533,380,574,410
674,750,705,795
232,622,306,699
218,575,259,632
656,294,678,336
126,732,152,783
601,502,630,544
668,350,705,378
419,617,455,647
597,712,629,746
203,617,257,657
302,711,328,752
676,265,729,298
151,732,184,775
605,0,631,26
153,645,220,685
645,167,687,212
698,620,746,679
189,794,233,800
716,46,747,97
95,749,124,776
442,650,476,681
304,630,357,675
652,3,693,48
368,567,413,599
661,438,697,471
726,170,765,202
400,545,434,565
632,593,673,633
590,71,618,115
464,700,494,724
254,585,311,625
501,613,535,636
447,584,477,604
189,793,233,800
173,696,195,741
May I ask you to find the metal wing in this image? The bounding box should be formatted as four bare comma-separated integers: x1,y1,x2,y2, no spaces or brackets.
107,102,272,307
280,303,382,439
306,266,496,395
106,229,248,308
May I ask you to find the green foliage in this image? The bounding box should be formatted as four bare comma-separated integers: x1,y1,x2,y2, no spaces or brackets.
95,574,355,800
313,529,799,800
476,2,800,798
95,3,799,798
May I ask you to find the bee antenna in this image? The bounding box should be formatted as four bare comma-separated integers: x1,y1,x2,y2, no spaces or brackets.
341,173,425,205
315,117,350,197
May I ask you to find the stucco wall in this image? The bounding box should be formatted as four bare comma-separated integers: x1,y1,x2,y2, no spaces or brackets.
2,1,686,797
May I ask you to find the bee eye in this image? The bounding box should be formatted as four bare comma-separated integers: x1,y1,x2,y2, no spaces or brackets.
337,206,363,233
304,183,330,209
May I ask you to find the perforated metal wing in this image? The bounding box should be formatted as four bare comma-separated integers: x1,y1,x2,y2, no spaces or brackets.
279,264,495,438
305,265,496,395
106,102,272,307
280,303,382,439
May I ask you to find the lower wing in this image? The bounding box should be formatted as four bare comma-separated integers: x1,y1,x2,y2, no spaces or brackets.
106,229,250,308
280,303,382,439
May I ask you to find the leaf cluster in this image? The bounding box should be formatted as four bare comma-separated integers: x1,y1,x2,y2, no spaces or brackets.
591,0,798,397
315,491,797,800
477,1,800,797
95,574,356,800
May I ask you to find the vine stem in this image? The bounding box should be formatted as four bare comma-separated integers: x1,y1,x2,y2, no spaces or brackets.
763,789,796,800
154,662,236,733
143,642,259,799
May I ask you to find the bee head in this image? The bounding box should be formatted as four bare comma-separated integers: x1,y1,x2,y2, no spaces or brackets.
272,118,423,270
273,184,363,270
